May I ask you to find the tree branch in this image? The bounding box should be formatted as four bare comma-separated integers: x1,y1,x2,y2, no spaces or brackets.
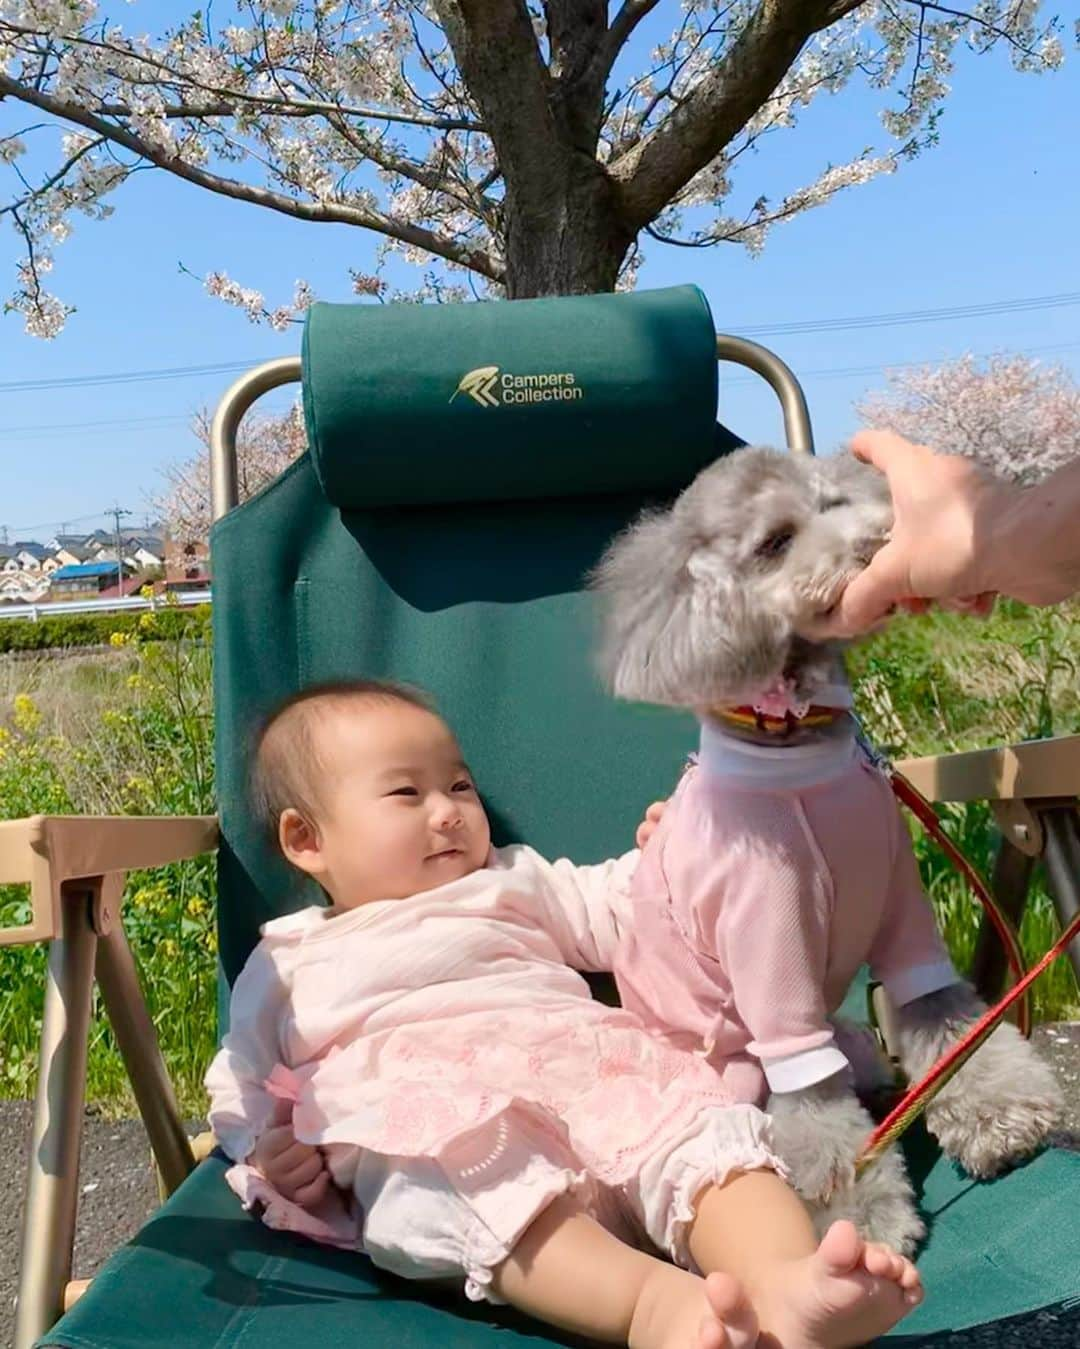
0,20,484,130
600,0,663,80
0,133,104,219
609,0,866,231
327,112,499,224
0,72,504,281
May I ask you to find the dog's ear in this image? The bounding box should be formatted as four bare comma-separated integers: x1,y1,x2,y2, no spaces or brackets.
591,502,788,708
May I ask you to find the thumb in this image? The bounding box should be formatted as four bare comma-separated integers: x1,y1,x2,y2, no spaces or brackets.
849,428,930,473
833,542,913,635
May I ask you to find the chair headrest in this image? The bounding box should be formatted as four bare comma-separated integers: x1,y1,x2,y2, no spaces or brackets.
302,284,721,510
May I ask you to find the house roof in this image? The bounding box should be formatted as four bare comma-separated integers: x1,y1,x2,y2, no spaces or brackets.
52,561,129,580
14,541,49,560
57,543,93,562
98,576,146,599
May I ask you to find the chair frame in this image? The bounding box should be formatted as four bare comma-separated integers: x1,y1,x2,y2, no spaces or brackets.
3,336,1078,1349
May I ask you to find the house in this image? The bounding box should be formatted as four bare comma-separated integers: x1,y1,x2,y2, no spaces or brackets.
0,571,50,603
164,534,211,592
49,561,133,599
13,542,50,571
52,543,94,568
99,575,149,600
124,536,165,571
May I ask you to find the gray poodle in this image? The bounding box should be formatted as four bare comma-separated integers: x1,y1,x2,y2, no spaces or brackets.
592,446,1062,1254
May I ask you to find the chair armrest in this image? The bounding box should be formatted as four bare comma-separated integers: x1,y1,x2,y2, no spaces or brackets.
896,734,1080,805
0,814,219,947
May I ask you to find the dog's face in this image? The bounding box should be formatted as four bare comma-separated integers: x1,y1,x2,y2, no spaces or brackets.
592,446,892,709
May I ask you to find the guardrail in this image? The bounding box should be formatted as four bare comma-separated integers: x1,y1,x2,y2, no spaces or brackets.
0,591,212,622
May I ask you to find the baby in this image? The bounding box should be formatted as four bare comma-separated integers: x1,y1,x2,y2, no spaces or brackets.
206,679,923,1349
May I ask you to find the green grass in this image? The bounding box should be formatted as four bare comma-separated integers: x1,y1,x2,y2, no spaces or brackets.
849,597,1080,1024
0,597,1076,1115
0,607,216,1116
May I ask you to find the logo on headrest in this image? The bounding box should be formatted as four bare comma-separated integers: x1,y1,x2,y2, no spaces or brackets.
450,366,584,408
451,366,501,408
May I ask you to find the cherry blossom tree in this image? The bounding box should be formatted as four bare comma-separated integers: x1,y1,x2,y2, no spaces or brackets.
154,405,306,554
0,0,1065,337
857,354,1080,486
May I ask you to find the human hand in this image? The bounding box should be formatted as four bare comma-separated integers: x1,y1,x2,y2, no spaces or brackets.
821,430,1003,637
250,1123,331,1207
635,800,666,849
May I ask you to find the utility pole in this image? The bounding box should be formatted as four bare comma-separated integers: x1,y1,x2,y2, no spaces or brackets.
110,505,132,595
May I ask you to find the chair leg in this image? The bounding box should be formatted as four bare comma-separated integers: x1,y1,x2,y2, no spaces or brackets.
14,887,98,1349
1039,806,1080,986
95,913,194,1196
971,836,1035,1002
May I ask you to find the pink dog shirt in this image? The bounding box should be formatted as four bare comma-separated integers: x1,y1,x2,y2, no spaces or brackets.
614,717,959,1097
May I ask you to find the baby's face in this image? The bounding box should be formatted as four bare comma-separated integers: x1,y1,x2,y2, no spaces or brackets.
300,702,491,909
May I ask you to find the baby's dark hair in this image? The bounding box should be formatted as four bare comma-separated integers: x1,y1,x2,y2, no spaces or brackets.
250,678,434,850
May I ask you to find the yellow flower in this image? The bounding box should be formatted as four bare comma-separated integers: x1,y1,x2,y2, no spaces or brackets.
12,693,40,733
126,673,144,690
139,584,155,600
186,896,207,918
138,612,157,633
161,939,179,959
109,631,130,648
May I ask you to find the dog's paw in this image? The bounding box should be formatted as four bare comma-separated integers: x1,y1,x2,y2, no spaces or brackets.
767,1085,869,1205
805,1141,924,1256
851,1146,925,1255
897,984,1065,1180
925,1031,1063,1178
927,1065,1063,1177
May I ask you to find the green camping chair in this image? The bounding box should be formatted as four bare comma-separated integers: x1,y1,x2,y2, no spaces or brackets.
3,285,1078,1349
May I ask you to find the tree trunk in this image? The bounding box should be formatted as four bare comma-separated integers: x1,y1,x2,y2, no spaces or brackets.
502,156,632,297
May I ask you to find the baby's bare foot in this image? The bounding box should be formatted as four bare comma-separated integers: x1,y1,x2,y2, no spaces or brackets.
696,1271,759,1349
632,1265,758,1349
756,1219,922,1348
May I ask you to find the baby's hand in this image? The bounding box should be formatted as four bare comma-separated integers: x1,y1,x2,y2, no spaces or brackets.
250,1123,331,1207
636,799,667,850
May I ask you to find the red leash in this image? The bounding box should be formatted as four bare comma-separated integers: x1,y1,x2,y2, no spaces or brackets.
854,767,1078,1173
889,771,1031,1038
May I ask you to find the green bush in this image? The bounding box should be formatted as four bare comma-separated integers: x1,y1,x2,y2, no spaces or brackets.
0,605,202,653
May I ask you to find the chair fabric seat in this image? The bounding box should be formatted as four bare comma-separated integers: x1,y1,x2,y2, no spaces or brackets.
35,289,1080,1346
41,1141,1080,1348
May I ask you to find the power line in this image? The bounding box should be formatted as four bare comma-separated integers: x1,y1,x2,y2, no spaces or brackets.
2,413,190,439
734,291,1080,338
4,508,138,536
722,339,1080,386
0,357,264,395
0,287,1077,395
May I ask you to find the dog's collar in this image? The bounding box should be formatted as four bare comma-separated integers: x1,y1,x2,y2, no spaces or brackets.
712,704,850,737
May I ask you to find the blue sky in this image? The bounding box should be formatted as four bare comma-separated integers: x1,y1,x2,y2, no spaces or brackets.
1,25,1077,540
